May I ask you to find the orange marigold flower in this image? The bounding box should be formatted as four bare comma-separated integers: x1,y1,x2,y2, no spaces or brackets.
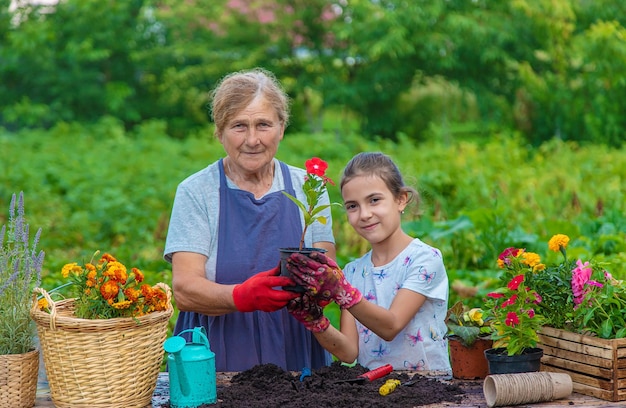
132,267,144,283
124,287,141,302
101,253,117,263
521,252,541,268
100,280,120,300
86,263,96,272
86,270,97,287
152,289,168,311
111,300,133,309
548,234,570,252
105,261,127,283
141,284,153,298
38,298,49,310
61,263,83,278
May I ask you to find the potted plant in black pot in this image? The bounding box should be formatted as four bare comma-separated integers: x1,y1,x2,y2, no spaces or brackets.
279,157,341,290
483,247,546,374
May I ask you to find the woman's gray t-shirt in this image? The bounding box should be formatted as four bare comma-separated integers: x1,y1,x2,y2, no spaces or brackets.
163,158,336,281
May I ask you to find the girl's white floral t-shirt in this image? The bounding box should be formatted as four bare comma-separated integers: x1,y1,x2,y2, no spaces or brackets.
344,238,451,372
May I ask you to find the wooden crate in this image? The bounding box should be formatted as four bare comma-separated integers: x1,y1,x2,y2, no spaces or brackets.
537,326,626,402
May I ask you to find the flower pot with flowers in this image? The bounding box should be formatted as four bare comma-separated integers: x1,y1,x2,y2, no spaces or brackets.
31,251,173,408
524,234,626,401
483,247,546,374
445,301,494,379
0,192,45,408
526,234,623,338
279,157,341,289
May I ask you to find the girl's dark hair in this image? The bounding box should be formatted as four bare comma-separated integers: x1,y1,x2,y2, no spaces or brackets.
340,152,420,212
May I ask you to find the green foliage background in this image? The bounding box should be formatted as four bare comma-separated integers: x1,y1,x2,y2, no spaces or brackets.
2,0,626,334
1,0,626,145
2,118,625,325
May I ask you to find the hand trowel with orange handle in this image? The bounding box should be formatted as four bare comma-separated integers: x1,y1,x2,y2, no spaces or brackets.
332,363,393,385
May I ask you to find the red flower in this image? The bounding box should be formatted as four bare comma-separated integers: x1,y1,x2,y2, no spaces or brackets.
487,292,505,299
507,274,525,291
501,294,518,308
305,157,328,177
497,247,520,268
505,312,520,326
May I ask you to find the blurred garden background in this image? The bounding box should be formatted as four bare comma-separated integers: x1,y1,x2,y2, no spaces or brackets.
1,0,625,331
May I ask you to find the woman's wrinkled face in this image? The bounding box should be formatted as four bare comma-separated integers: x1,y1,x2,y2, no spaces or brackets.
218,96,284,174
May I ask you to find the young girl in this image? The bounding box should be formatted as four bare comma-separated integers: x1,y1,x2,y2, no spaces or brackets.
286,152,451,373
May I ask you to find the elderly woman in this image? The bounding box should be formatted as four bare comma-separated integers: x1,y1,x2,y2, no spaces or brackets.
164,68,336,371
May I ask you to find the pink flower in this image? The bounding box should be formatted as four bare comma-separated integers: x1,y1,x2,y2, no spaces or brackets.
497,247,520,268
588,280,603,288
572,259,592,305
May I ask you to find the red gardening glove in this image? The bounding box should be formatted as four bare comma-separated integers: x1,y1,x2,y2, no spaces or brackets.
286,252,363,309
287,294,330,333
232,267,300,312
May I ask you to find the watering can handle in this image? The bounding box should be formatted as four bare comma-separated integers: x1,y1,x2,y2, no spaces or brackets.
176,326,210,348
192,326,208,345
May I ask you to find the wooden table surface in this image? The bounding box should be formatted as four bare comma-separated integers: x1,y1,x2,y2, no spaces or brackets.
34,371,622,408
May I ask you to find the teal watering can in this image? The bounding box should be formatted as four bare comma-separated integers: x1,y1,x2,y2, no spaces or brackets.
164,326,217,408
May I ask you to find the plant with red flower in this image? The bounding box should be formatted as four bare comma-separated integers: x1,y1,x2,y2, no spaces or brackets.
282,157,341,250
484,247,546,356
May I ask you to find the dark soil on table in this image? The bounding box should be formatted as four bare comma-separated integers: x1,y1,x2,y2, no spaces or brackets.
165,361,464,408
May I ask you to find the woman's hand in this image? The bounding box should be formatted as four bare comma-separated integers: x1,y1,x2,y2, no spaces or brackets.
232,267,300,312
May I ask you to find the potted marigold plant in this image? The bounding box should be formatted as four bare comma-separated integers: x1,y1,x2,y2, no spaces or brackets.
483,247,546,374
0,192,45,408
445,301,493,379
31,251,173,408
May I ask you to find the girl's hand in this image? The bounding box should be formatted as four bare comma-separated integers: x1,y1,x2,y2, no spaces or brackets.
286,252,362,309
287,294,330,333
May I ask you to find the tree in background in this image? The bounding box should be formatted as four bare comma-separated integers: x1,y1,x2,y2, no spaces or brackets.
1,0,625,145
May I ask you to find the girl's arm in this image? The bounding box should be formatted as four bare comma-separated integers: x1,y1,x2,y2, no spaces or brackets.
312,310,359,363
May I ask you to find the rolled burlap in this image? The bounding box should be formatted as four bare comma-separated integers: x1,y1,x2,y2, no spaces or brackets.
483,372,572,408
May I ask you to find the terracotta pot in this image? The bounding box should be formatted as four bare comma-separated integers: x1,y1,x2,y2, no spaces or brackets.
278,247,327,293
448,336,492,379
484,347,543,375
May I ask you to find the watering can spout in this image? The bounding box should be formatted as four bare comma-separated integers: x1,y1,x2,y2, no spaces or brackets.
164,335,191,396
164,326,217,407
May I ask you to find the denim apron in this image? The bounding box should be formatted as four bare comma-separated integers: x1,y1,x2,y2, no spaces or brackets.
173,159,328,371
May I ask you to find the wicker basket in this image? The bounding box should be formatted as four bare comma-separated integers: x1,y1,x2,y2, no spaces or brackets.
30,283,173,408
0,349,39,408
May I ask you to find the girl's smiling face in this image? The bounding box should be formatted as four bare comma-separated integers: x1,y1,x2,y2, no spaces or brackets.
341,174,407,245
